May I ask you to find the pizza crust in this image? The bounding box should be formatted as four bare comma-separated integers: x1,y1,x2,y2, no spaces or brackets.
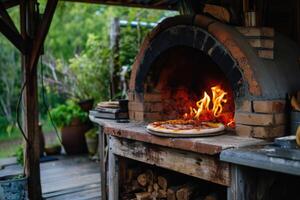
147,122,225,135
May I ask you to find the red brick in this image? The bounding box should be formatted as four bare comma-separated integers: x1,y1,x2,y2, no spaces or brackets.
128,102,144,112
235,124,253,137
236,100,252,112
235,112,274,126
253,126,285,139
247,38,274,49
134,112,144,121
144,93,161,102
127,91,135,101
258,50,274,60
274,113,285,125
194,15,216,28
235,27,274,37
144,112,162,121
235,112,286,126
253,100,285,113
135,92,144,103
144,102,163,112
129,111,135,121
208,22,261,96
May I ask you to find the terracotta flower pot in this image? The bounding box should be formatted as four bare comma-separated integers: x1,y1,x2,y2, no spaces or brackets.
78,99,94,112
61,122,90,155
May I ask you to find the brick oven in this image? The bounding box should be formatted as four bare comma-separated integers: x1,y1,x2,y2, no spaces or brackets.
90,13,300,200
128,14,300,139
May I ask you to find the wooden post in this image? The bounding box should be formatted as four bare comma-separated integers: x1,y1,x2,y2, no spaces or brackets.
108,136,119,200
20,0,58,199
98,126,107,200
20,0,42,199
109,17,120,99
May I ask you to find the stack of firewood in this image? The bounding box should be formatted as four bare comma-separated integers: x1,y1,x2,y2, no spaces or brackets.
121,168,219,200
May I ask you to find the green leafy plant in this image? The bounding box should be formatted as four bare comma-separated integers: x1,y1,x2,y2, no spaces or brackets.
15,145,24,166
85,128,98,139
50,100,88,128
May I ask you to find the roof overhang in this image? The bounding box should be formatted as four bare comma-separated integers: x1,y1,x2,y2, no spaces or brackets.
61,0,179,10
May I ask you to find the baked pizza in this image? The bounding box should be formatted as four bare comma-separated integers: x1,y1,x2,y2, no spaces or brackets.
146,119,225,135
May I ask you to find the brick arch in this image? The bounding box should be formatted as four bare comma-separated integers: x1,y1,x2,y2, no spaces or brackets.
129,14,262,96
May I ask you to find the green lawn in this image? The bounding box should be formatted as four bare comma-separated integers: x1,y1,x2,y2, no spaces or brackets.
0,119,54,142
0,145,20,158
0,119,56,158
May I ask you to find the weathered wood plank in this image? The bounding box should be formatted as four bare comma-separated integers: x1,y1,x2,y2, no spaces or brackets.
45,187,101,200
43,183,100,198
109,136,230,186
42,173,100,194
0,17,26,53
89,117,263,155
108,138,119,200
98,126,107,200
29,0,58,72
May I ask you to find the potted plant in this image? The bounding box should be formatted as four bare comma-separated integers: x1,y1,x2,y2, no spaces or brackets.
0,146,28,200
45,143,62,156
0,174,28,200
85,128,98,156
50,100,91,154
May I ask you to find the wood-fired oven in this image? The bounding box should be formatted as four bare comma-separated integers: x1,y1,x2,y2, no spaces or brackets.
128,14,300,139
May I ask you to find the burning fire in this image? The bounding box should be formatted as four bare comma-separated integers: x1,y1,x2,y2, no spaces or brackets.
183,85,234,127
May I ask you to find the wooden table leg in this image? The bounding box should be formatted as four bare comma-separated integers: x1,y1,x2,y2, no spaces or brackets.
108,136,119,200
227,165,244,200
98,126,107,200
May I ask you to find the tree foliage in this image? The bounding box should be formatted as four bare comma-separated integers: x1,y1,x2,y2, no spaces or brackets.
0,2,177,136
44,3,176,101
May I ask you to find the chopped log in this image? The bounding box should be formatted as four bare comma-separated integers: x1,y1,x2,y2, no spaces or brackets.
145,170,154,185
158,189,167,198
167,188,176,200
137,170,154,187
127,168,142,183
167,185,183,200
157,176,167,190
135,192,152,200
151,191,158,200
204,193,218,200
147,185,153,193
153,183,160,191
176,184,197,200
137,173,148,187
124,180,145,193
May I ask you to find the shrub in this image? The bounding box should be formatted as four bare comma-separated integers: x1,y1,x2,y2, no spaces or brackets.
50,100,88,128
16,145,24,166
0,116,9,134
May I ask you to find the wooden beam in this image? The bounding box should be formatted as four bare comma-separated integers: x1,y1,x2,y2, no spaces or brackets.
108,137,119,200
0,17,26,53
98,126,107,200
61,0,177,10
0,2,19,33
110,136,230,186
29,0,58,72
20,0,41,199
3,0,20,9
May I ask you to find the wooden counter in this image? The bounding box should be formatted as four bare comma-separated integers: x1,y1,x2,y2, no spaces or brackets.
89,116,265,200
90,116,263,155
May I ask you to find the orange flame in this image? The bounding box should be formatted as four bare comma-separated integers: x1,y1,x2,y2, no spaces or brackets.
184,85,234,127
